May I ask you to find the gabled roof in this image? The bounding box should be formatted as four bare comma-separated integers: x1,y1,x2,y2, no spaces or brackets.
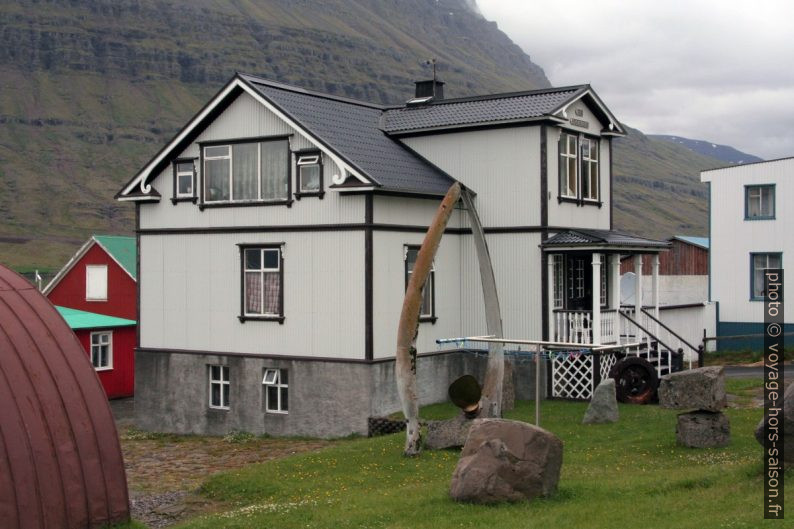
380,85,626,136
43,235,137,295
56,306,136,330
542,229,670,252
240,74,456,196
672,235,709,250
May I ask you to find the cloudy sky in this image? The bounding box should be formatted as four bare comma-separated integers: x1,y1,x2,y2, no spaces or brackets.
477,0,794,160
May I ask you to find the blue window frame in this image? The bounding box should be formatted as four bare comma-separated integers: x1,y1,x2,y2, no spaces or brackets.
750,252,782,300
745,184,775,220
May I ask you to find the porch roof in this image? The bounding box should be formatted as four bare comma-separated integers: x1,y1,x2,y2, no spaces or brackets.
541,229,670,253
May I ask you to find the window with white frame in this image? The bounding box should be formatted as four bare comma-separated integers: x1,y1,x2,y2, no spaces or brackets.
405,246,435,320
209,365,230,409
174,159,195,199
90,331,112,370
86,265,108,301
559,131,600,202
581,137,599,201
750,253,782,300
296,152,322,196
263,368,288,413
745,185,775,219
559,132,578,198
242,246,283,320
203,139,289,203
552,254,564,309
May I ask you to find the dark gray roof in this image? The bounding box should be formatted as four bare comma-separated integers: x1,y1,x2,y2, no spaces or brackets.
380,86,586,134
240,74,456,196
542,229,670,250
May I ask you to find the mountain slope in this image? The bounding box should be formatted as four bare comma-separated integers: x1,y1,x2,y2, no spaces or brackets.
649,135,762,165
0,0,715,273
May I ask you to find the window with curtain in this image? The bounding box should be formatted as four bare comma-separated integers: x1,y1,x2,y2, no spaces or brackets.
242,246,283,320
404,246,435,321
204,139,288,203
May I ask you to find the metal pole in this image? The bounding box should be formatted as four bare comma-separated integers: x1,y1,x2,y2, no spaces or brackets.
535,344,541,426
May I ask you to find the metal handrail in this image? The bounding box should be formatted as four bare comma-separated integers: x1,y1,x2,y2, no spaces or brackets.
618,310,677,355
639,307,698,353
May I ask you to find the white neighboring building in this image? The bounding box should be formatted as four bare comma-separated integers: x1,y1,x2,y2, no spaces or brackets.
701,157,793,350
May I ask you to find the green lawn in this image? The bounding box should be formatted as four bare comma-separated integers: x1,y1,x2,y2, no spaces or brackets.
122,381,789,529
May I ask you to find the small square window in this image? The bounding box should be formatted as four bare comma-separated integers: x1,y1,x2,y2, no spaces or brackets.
296,152,323,197
86,265,108,301
263,368,288,413
745,185,775,219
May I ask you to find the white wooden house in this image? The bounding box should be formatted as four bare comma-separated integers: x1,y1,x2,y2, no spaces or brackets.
701,157,793,350
117,73,680,437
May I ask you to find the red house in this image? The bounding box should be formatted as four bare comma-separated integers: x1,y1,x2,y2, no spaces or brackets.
45,235,137,398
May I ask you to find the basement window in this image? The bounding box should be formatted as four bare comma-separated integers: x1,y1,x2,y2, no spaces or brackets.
209,365,230,410
263,368,288,413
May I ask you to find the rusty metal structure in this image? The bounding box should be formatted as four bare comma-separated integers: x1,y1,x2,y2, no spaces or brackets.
0,265,129,528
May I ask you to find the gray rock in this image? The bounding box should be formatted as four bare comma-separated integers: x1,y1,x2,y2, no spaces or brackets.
426,413,473,450
583,379,619,424
450,418,563,504
676,411,730,448
754,382,794,467
502,359,515,412
659,366,727,412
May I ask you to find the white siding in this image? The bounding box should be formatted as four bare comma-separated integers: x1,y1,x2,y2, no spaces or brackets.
400,127,542,227
140,231,365,358
702,159,793,324
140,92,365,230
373,195,465,229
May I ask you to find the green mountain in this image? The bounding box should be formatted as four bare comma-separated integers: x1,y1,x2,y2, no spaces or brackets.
649,134,762,165
0,0,714,274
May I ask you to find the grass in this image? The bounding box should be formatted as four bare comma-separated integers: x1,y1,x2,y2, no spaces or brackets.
157,394,790,529
704,348,794,366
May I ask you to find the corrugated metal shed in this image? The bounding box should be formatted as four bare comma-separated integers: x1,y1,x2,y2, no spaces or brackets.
0,265,129,528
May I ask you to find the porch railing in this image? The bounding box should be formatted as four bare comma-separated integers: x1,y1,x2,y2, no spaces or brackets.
553,309,618,345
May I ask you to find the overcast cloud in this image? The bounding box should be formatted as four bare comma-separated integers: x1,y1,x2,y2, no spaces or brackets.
477,0,794,159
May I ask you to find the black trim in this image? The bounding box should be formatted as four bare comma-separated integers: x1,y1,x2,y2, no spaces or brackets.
136,346,470,365
385,116,566,138
138,223,579,236
199,134,293,147
364,195,374,361
609,138,614,230
135,203,141,348
340,189,446,200
540,124,549,341
171,157,198,205
294,150,325,200
238,244,285,324
404,244,437,324
199,137,292,210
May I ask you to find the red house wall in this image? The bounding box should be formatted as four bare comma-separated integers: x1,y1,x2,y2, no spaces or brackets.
47,243,137,320
620,240,708,276
74,326,136,399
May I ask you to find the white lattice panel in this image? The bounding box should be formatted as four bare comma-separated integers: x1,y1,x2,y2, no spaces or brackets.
600,353,619,381
551,354,594,400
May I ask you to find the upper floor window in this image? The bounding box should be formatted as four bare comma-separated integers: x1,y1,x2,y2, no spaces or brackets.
295,151,324,198
745,185,775,220
173,159,196,201
558,131,600,203
203,139,289,204
86,265,108,301
750,253,782,300
240,245,284,323
405,246,436,322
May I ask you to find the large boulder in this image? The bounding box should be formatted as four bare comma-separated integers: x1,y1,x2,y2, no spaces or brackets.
659,366,727,412
449,419,563,504
676,411,730,448
583,378,619,424
426,413,473,450
754,382,794,467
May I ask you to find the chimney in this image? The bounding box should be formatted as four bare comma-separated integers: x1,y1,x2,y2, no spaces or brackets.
414,79,445,100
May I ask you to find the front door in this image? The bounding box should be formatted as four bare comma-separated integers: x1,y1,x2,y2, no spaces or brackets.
565,253,593,310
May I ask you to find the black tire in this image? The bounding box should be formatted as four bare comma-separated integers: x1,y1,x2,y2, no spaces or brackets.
609,356,658,404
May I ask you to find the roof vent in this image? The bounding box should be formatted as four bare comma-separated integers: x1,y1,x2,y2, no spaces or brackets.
414,79,444,100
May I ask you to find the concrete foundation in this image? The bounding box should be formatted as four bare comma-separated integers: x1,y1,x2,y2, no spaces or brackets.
135,350,545,438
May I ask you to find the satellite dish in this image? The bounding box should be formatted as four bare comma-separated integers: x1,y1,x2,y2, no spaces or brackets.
448,375,481,415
